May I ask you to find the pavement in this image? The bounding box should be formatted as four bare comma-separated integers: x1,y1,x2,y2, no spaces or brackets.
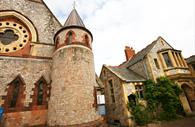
160,117,195,127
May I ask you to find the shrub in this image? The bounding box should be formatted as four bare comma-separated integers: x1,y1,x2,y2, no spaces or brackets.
128,77,184,125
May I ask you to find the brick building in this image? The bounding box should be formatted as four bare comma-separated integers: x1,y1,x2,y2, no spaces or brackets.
100,36,195,127
0,0,106,127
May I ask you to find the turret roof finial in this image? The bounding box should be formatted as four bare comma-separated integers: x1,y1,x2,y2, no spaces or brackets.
73,0,76,9
64,1,85,27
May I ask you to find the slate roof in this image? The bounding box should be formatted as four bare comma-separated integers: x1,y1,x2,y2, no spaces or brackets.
106,65,146,82
186,55,195,64
120,36,173,68
64,9,85,27
120,41,157,67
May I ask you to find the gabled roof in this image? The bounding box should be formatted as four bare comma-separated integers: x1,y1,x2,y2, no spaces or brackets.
120,40,157,67
64,9,85,27
186,55,195,64
120,36,173,67
105,65,146,82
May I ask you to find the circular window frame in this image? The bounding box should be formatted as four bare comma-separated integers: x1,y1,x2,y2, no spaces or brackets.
0,11,37,53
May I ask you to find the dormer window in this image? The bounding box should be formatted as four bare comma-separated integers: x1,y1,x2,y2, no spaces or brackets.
162,52,173,68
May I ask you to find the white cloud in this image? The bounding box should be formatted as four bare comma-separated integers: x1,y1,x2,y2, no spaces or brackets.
44,0,195,75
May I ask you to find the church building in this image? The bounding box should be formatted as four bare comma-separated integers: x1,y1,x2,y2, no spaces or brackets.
0,0,107,127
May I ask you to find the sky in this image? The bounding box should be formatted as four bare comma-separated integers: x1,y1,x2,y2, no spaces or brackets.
44,0,195,75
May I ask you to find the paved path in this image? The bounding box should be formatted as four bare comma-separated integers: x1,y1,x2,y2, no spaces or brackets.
160,117,195,127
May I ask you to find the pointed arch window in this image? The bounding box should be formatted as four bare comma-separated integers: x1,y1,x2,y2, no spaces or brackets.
32,77,50,109
10,80,20,107
67,31,73,44
65,31,76,45
3,76,25,112
37,80,44,105
84,34,90,48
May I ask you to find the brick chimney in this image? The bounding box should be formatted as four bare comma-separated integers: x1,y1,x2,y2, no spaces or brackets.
124,46,135,61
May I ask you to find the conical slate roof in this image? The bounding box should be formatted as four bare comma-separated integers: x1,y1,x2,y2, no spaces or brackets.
64,9,85,27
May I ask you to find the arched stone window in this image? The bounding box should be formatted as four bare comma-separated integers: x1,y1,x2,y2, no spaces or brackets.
84,34,90,47
68,32,73,44
3,75,25,112
37,80,44,105
65,31,75,45
32,77,50,109
10,80,20,108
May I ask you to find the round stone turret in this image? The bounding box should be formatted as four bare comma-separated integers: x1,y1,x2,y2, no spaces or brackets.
47,9,102,126
54,9,93,50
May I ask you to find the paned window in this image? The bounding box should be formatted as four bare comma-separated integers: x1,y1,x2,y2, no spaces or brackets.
32,77,49,108
0,29,19,45
135,85,144,99
3,76,25,113
10,80,20,107
162,52,173,68
37,80,44,105
154,58,160,69
108,80,115,103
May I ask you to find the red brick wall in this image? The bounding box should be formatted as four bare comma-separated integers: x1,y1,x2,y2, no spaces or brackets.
124,46,135,61
2,110,47,127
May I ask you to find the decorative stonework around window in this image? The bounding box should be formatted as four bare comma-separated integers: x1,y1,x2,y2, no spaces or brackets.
159,49,188,70
0,20,30,53
2,75,26,113
0,11,37,56
65,31,75,45
31,77,50,110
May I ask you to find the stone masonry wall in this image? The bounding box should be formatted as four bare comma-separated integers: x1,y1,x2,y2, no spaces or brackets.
146,38,172,79
0,56,52,107
48,45,100,126
0,0,61,44
100,67,132,127
0,0,62,57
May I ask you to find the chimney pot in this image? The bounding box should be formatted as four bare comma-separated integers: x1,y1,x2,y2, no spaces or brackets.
124,46,135,61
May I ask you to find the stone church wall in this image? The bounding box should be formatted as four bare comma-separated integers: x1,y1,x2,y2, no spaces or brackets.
0,57,51,127
0,57,51,106
0,0,62,45
0,0,62,58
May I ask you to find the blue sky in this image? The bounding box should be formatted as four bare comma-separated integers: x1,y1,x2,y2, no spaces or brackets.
44,0,195,74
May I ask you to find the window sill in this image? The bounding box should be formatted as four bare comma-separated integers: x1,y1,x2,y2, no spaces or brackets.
164,67,189,71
